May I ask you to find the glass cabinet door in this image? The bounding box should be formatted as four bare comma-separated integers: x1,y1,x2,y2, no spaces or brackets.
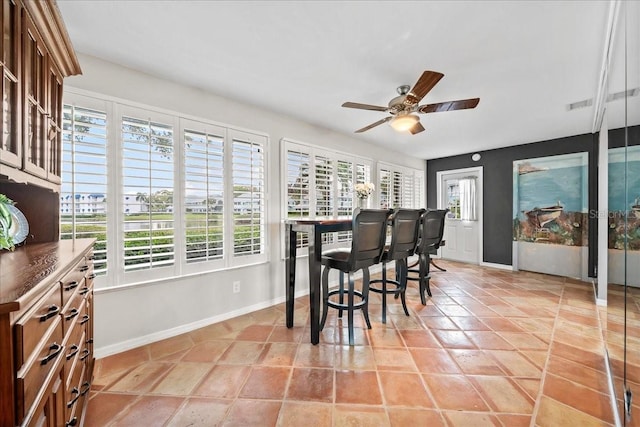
0,0,19,168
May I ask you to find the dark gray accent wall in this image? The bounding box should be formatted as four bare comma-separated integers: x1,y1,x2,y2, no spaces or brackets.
426,133,597,268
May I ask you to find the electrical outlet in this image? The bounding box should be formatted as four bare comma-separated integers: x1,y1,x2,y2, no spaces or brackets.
233,281,241,293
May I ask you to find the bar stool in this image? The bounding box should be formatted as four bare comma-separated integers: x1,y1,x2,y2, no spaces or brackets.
368,208,424,323
319,208,392,345
406,208,448,304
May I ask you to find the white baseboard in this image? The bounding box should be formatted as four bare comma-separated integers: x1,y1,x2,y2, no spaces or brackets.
480,262,513,271
94,296,287,359
596,298,608,307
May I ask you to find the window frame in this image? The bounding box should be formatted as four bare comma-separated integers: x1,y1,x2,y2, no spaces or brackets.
62,89,269,288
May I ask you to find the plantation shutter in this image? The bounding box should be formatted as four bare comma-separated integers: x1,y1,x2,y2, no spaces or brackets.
183,123,225,264
61,102,108,275
231,133,265,257
121,113,175,272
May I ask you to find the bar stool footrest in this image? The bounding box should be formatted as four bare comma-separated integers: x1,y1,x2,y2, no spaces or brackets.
326,289,367,311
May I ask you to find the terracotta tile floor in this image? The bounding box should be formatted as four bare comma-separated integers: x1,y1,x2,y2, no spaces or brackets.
606,284,640,426
87,261,615,426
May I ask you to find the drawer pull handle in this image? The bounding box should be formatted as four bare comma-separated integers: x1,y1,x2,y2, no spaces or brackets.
87,255,95,261
79,287,90,296
41,343,62,365
65,308,79,321
79,265,89,272
80,381,91,395
80,348,91,361
86,338,94,344
66,387,80,408
66,417,77,427
88,273,96,280
66,344,79,360
39,305,60,322
64,281,79,291
80,314,90,325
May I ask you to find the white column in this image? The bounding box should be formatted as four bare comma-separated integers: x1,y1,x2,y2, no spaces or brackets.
597,114,608,306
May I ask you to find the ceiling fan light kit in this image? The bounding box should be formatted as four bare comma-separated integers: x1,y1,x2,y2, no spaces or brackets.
342,70,480,135
390,114,419,132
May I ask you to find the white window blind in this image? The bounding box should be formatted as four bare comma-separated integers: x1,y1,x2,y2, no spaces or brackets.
378,163,423,209
379,168,391,209
61,102,108,276
121,114,175,272
337,159,354,217
282,139,374,249
286,147,310,248
315,154,334,217
232,134,265,257
184,125,224,264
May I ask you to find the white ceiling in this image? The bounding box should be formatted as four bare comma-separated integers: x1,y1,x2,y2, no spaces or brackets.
57,0,613,160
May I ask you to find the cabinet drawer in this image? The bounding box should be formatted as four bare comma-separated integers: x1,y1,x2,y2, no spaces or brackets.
16,318,64,420
62,316,84,383
14,285,63,369
62,289,84,336
60,262,88,308
65,354,86,415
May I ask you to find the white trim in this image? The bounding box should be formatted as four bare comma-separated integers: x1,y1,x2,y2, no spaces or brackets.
480,262,513,271
94,296,283,359
597,115,609,302
592,0,621,133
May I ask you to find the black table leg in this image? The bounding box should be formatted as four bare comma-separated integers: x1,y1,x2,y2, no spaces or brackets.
308,226,322,344
285,224,297,328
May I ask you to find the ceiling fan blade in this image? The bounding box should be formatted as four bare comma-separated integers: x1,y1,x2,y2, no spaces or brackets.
405,71,444,105
418,98,480,114
342,102,388,112
409,122,425,135
355,116,392,133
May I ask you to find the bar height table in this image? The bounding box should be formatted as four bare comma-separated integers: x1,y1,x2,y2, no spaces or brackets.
285,218,352,344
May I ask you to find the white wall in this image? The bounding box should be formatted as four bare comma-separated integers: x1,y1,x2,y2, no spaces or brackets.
66,54,425,357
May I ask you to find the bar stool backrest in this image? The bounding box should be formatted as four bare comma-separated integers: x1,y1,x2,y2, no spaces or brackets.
416,209,448,255
387,208,424,261
349,208,393,270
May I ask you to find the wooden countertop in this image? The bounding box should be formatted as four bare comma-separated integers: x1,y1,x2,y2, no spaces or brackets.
0,238,95,316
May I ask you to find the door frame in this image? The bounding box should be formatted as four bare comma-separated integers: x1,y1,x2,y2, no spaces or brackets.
436,166,484,266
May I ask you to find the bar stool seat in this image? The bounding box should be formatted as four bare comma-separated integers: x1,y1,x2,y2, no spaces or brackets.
320,208,392,345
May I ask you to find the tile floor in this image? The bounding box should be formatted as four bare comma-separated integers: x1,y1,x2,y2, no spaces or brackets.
605,284,640,426
87,261,615,426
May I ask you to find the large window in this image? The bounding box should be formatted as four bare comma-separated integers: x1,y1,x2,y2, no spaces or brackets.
62,92,268,287
283,139,372,222
282,140,423,250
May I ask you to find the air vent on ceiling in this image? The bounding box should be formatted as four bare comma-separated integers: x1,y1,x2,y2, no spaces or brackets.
606,87,640,102
567,99,593,111
567,87,639,112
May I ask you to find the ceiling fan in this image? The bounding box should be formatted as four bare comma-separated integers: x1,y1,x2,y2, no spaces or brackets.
342,70,480,135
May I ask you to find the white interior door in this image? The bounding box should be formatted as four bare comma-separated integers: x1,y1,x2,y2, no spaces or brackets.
436,167,483,264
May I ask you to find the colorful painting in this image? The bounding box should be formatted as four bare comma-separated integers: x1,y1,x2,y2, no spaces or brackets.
608,146,640,250
513,153,588,246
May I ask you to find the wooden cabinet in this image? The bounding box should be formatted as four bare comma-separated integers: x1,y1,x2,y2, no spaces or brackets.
0,2,84,425
0,0,80,191
0,0,79,242
0,239,95,427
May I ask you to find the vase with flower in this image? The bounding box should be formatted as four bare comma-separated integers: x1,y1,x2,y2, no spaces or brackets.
354,182,375,210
